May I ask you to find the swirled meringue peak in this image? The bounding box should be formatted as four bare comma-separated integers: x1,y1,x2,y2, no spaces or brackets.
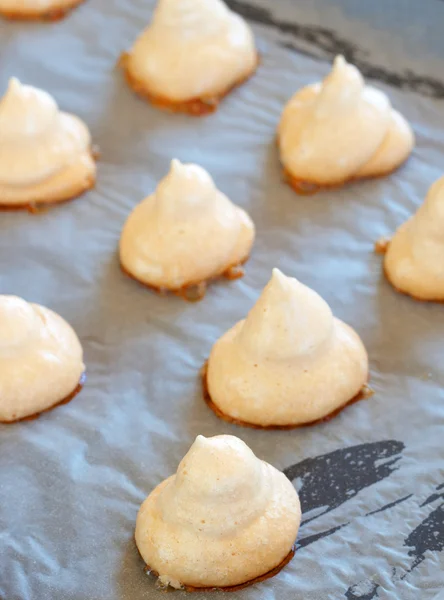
135,434,301,589
0,0,85,21
0,296,85,423
384,175,444,301
0,78,95,208
119,159,255,297
122,0,257,112
205,269,369,427
278,56,414,189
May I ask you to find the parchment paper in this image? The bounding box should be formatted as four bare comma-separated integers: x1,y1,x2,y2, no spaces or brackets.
1,1,444,599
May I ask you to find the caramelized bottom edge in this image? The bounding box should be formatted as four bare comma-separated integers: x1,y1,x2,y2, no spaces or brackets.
120,257,248,302
375,239,444,303
201,362,373,430
279,148,408,196
0,151,97,213
0,372,86,424
119,53,260,116
383,260,444,304
138,543,296,592
282,165,406,196
0,0,86,20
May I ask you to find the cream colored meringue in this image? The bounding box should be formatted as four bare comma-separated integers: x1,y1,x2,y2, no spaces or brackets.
0,78,95,206
119,159,255,291
0,296,85,422
206,269,368,427
384,175,444,301
124,0,257,102
278,56,414,186
135,434,301,589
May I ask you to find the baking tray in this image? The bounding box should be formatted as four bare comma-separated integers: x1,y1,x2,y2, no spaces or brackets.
1,1,444,599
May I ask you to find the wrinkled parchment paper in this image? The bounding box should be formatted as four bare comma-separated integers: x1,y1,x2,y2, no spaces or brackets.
1,1,444,599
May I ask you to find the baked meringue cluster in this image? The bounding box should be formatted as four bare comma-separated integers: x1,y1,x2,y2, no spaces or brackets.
0,0,85,20
135,434,301,590
205,269,369,427
0,78,95,209
119,159,255,297
0,296,85,423
122,0,258,114
278,55,414,191
383,175,444,301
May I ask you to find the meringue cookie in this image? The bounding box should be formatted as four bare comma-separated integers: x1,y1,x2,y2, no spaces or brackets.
121,0,258,115
119,160,255,297
205,269,369,427
0,296,85,423
384,175,444,301
0,0,85,20
135,434,301,590
0,78,96,209
278,56,414,190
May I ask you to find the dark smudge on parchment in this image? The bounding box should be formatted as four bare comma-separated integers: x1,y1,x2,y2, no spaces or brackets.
283,441,405,594
403,483,444,575
225,0,444,98
284,440,405,523
366,493,413,517
345,579,380,600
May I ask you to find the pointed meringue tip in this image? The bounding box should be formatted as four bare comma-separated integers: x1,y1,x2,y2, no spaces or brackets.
194,434,209,447
271,267,285,280
170,158,184,174
271,268,291,287
7,77,21,93
333,55,346,69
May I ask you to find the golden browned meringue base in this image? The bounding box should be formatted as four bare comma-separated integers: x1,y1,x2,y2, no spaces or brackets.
120,257,248,302
201,362,373,429
278,121,408,194
376,241,444,304
0,149,97,213
138,542,296,592
282,162,404,196
119,53,259,117
0,372,86,424
385,271,444,303
0,0,86,20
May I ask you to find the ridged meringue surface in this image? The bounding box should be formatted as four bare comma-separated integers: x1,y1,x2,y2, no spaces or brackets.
384,175,444,300
119,159,255,290
278,56,414,186
125,0,257,102
0,78,95,205
135,434,301,589
0,296,84,422
206,269,368,426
